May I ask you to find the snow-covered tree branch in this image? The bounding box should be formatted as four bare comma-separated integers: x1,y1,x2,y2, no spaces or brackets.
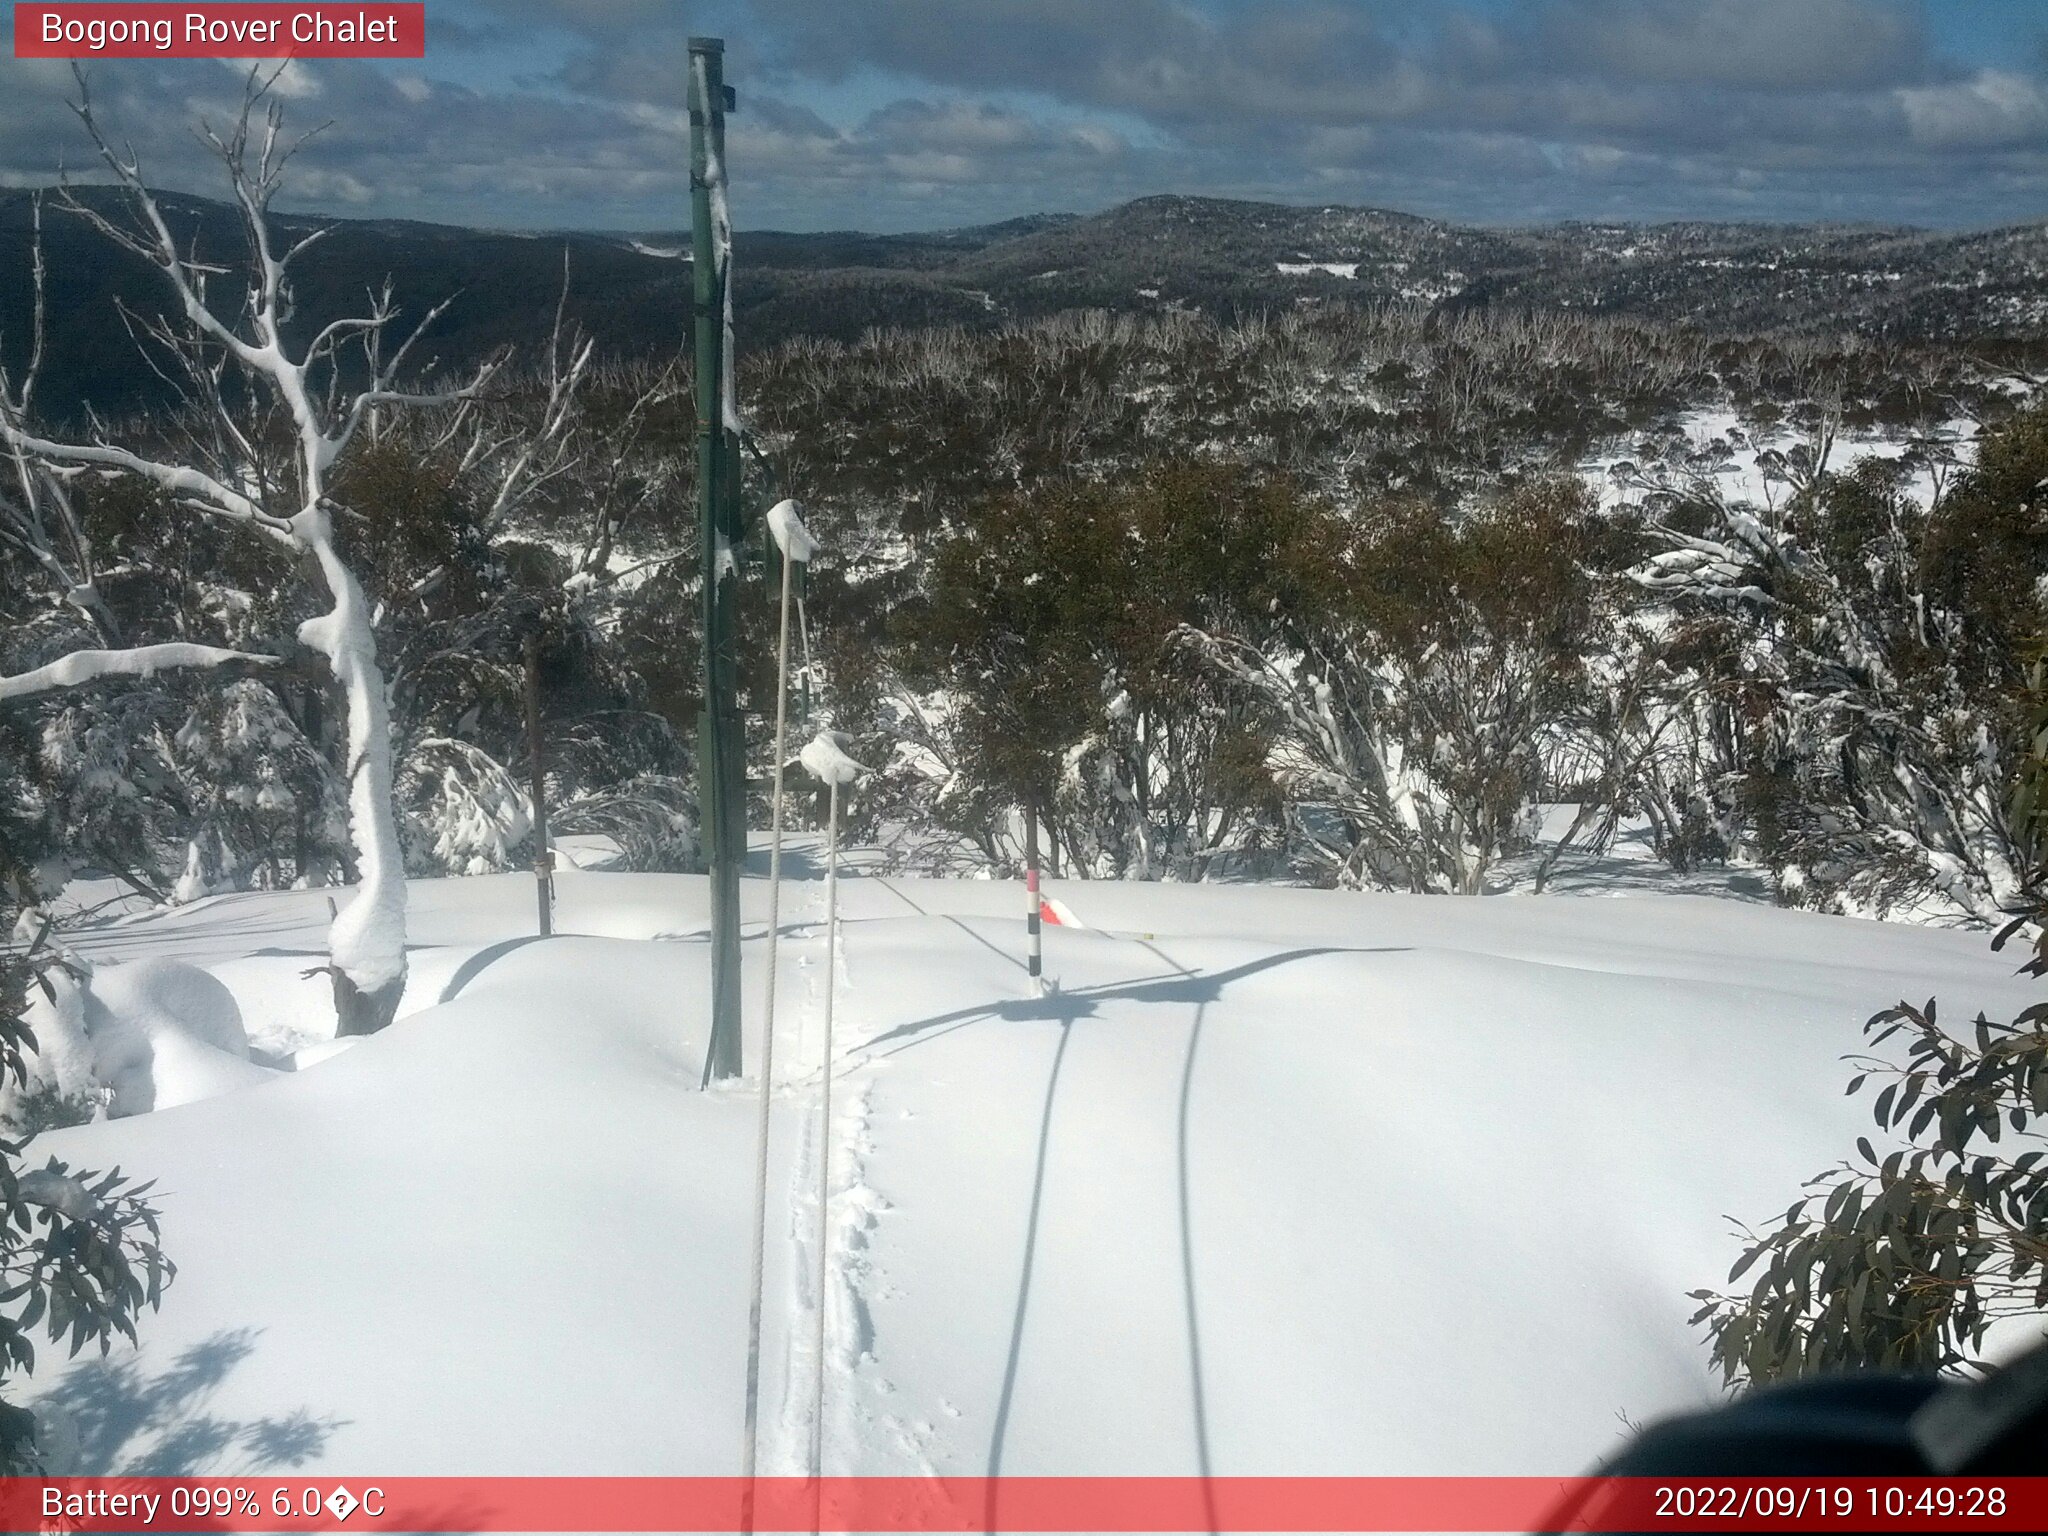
0,643,280,703
1619,424,2032,923
0,70,510,1034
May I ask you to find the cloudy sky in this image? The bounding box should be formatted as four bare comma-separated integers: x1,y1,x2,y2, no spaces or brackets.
3,0,2046,233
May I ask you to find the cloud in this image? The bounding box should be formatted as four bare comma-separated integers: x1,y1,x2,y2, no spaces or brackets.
0,62,694,229
1524,0,1934,92
1898,70,2048,150
0,0,2043,232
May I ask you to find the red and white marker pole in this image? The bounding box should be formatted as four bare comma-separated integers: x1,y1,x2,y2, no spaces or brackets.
1024,804,1043,991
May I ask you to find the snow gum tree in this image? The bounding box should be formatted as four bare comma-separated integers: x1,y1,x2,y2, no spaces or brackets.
1692,653,2048,1385
1627,404,2047,921
0,72,504,1033
873,465,1608,889
1184,478,1602,894
890,464,1310,878
338,342,700,879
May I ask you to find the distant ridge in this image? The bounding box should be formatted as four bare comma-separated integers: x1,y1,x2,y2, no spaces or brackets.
4,188,2043,422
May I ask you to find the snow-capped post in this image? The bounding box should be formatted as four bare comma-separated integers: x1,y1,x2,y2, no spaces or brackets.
797,728,867,1498
757,503,818,1030
522,626,553,938
690,36,745,1089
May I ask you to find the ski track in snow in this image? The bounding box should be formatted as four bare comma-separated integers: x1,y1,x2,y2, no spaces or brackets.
767,1053,811,1468
767,880,824,1476
769,875,932,1480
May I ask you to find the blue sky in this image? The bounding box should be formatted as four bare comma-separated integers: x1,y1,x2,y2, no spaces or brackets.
5,0,2048,232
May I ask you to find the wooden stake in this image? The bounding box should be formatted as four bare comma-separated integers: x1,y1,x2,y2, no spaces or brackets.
523,628,552,938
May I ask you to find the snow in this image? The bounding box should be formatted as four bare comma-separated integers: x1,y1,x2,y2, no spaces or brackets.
88,957,250,1058
1586,408,1980,518
9,956,279,1123
17,1167,103,1224
19,860,2041,1480
766,499,820,564
799,731,867,786
0,643,278,702
77,957,276,1117
291,1037,361,1070
7,968,97,1124
1275,262,1359,280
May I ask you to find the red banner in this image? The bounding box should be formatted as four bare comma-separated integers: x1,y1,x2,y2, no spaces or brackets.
13,4,425,58
1,1476,2045,1532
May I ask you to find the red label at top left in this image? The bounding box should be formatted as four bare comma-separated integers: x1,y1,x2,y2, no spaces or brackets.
14,4,426,57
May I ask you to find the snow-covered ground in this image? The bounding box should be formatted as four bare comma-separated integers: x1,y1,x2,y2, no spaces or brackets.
1584,407,1979,517
17,854,2038,1484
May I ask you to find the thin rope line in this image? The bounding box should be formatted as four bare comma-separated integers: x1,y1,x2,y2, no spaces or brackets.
810,777,841,1531
740,543,795,1524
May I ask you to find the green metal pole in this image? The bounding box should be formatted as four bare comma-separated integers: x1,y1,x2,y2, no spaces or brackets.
690,37,743,1084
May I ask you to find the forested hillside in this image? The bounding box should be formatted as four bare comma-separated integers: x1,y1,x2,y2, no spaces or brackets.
7,283,2040,929
9,186,2048,422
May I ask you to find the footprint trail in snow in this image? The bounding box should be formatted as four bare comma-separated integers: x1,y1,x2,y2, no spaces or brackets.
763,877,933,1481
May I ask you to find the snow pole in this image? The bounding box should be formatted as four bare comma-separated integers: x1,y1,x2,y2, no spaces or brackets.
690,34,744,1090
797,729,867,1505
1025,802,1042,992
690,34,759,1529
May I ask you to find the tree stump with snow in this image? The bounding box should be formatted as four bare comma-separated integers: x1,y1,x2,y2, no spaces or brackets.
331,969,404,1037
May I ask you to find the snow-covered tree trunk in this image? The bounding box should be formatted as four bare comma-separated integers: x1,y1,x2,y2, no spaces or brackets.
0,69,501,1033
296,511,408,1031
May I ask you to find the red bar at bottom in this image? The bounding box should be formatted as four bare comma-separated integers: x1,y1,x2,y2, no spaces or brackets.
3,1475,2044,1532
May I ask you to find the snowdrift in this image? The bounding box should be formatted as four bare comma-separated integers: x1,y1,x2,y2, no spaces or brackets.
21,866,2038,1483
12,956,276,1123
84,957,274,1116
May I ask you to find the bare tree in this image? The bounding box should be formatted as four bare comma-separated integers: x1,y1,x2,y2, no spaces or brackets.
0,70,502,1034
1,197,131,654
